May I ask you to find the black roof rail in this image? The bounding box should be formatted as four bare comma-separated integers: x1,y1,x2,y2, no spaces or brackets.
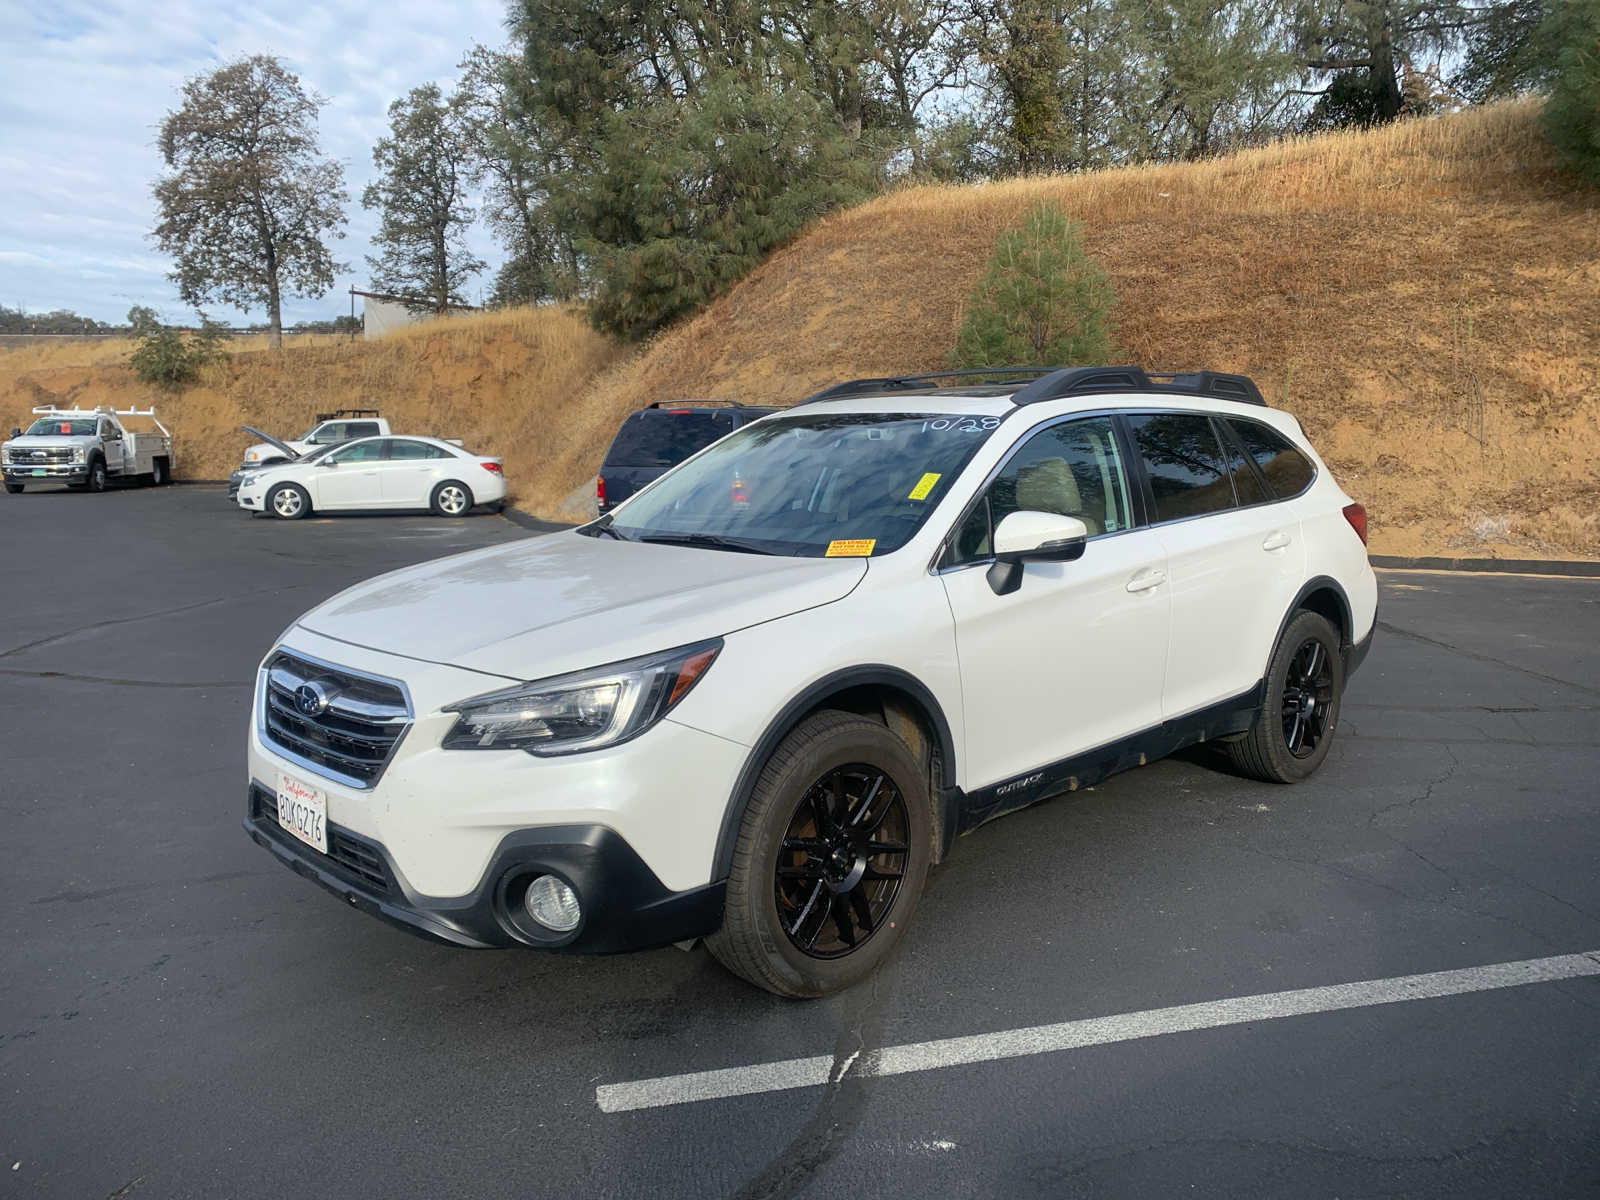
644,399,752,409
1010,365,1267,407
796,366,1057,406
1145,370,1266,407
314,408,382,422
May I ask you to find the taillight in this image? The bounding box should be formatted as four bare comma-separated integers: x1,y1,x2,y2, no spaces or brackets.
596,474,606,508
1342,502,1368,545
480,460,502,474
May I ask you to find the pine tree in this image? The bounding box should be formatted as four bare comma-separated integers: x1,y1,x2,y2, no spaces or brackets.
951,204,1115,368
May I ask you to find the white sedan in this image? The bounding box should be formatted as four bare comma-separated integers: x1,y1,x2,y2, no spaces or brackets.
236,435,507,519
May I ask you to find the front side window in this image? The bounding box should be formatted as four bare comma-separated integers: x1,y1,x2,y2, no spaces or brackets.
307,423,343,444
1227,418,1315,498
598,412,1003,557
948,416,1131,564
1127,412,1237,522
328,439,386,463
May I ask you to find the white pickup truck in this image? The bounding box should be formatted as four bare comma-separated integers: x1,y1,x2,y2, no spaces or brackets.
3,406,176,494
241,410,389,469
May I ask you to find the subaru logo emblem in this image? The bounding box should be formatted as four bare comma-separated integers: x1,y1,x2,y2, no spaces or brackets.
295,681,334,717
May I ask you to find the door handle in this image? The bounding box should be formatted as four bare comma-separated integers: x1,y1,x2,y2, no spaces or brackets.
1126,568,1167,593
1261,531,1292,552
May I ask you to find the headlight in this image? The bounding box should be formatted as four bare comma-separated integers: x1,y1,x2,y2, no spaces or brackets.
442,640,722,755
245,450,261,464
73,446,86,463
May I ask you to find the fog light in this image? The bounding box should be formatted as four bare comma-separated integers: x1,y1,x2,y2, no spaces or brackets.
524,875,581,933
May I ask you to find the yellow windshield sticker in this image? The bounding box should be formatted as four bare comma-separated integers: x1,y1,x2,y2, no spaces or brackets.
825,538,877,557
908,472,942,501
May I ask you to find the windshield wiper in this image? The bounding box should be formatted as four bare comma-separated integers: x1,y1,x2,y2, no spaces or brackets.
581,515,630,540
636,532,777,555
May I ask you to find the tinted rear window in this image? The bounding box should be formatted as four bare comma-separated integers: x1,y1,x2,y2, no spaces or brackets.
1127,412,1237,521
603,411,736,468
1228,419,1315,497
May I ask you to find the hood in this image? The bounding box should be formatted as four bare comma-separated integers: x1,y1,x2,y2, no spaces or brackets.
295,531,868,682
5,435,94,449
241,425,301,462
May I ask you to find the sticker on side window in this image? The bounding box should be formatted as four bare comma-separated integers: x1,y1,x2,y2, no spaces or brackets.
825,539,876,557
907,472,941,501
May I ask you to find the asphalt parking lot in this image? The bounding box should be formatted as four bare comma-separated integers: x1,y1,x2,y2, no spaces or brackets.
2,485,1597,1199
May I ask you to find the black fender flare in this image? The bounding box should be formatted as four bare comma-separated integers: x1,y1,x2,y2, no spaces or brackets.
1268,575,1353,668
710,665,959,881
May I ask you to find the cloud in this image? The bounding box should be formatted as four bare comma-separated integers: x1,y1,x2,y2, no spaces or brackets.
0,0,509,324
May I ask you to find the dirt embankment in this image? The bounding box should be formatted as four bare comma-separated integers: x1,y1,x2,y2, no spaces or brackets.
5,102,1596,558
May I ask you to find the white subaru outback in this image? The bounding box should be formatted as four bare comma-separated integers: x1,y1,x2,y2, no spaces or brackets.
245,366,1376,997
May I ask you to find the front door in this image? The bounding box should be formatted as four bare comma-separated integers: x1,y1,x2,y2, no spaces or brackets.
312,439,388,509
99,422,124,473
939,415,1170,802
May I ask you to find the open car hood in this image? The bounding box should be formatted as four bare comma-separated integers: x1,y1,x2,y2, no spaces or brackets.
240,425,301,461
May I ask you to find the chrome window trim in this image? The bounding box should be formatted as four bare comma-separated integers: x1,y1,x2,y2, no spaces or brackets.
255,647,415,791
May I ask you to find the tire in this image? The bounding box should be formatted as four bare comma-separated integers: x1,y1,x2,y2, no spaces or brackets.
87,458,107,493
267,482,312,520
707,710,934,998
430,480,473,517
151,457,169,486
4,483,21,495
1227,610,1345,783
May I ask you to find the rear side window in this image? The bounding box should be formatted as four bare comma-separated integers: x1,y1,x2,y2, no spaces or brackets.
1217,423,1269,505
346,422,382,439
603,411,735,468
1227,419,1315,498
388,439,450,460
1126,413,1237,521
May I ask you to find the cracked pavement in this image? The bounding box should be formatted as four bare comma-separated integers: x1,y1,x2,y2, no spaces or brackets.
2,489,1597,1198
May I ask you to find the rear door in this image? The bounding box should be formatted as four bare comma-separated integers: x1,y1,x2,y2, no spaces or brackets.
380,439,454,507
1125,411,1305,718
939,414,1170,795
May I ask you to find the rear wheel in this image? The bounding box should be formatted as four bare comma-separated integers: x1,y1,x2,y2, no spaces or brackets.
151,457,169,486
707,711,933,997
431,480,473,517
268,482,311,520
1227,610,1345,783
87,458,107,493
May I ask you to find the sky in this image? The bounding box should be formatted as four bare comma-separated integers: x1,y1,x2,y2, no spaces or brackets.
0,0,512,326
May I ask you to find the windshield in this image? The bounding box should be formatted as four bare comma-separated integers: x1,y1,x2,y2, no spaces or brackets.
25,418,97,437
595,412,1002,557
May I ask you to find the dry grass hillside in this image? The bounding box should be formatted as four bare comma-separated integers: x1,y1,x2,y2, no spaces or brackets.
1,309,618,486
4,102,1595,558
541,101,1598,559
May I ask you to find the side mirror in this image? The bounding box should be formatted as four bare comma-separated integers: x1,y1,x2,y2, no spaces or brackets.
317,459,339,468
987,511,1089,596
9,428,19,439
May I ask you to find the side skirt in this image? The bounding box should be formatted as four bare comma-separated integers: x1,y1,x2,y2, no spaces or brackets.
955,682,1266,834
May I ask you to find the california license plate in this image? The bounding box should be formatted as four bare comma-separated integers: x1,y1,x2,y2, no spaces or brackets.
31,469,46,476
276,772,328,854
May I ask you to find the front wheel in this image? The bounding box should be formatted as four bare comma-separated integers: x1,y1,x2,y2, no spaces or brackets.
430,480,473,517
1227,610,1345,783
87,459,108,492
4,483,21,495
268,482,312,520
707,711,933,998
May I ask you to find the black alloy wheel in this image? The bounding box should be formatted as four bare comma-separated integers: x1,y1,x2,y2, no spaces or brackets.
1281,638,1335,758
775,764,910,959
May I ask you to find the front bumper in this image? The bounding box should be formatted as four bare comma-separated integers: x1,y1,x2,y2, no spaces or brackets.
244,783,725,952
4,463,87,483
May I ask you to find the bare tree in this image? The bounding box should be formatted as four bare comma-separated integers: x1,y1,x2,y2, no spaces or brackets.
153,56,347,349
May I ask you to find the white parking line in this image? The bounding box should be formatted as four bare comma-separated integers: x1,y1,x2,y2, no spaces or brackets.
596,950,1600,1113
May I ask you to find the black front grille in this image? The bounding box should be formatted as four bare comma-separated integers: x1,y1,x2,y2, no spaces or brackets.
261,651,410,787
252,786,393,894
